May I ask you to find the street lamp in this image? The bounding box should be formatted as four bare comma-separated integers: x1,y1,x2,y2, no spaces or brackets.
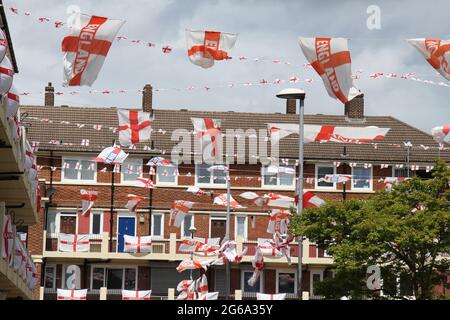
276,88,306,300
189,225,197,280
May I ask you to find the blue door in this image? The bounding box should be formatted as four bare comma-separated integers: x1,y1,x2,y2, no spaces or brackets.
118,217,135,252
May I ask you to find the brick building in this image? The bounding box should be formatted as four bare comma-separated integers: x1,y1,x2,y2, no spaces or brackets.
22,83,450,300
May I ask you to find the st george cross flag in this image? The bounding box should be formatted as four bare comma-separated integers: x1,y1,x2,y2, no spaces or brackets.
134,177,156,189
186,29,237,69
191,118,222,161
95,146,128,164
24,140,35,171
213,194,245,209
122,290,152,300
266,165,296,175
218,240,248,263
408,39,450,81
0,56,14,95
177,274,209,300
300,191,326,209
257,293,286,300
57,289,88,300
125,194,146,212
80,189,97,216
263,193,295,209
178,237,221,256
267,209,291,234
239,192,266,207
0,28,8,62
268,123,390,145
146,156,172,167
13,237,27,277
299,37,359,104
319,174,352,184
117,109,153,146
197,292,219,300
169,200,194,227
62,13,125,86
6,85,19,118
176,258,214,272
58,233,90,252
186,186,208,196
123,235,152,253
431,125,450,143
1,213,13,265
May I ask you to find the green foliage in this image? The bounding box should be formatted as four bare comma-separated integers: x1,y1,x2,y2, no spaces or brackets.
290,160,450,300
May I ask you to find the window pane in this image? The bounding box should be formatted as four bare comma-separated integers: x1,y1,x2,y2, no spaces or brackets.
394,168,408,178
312,274,321,295
80,160,95,180
212,168,226,184
123,160,141,182
157,166,176,183
183,215,193,237
92,214,101,234
44,266,55,288
63,159,78,180
278,273,295,293
353,167,371,189
107,269,123,289
124,268,136,290
243,272,260,292
279,165,295,186
197,164,211,184
92,268,105,289
236,216,246,239
317,166,334,187
263,167,277,185
46,212,57,233
153,214,162,236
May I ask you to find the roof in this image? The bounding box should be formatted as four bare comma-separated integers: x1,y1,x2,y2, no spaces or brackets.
0,0,19,73
21,105,450,164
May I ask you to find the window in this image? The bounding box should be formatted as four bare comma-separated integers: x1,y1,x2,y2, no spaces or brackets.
151,213,164,238
107,269,123,289
46,212,57,234
315,164,335,189
234,216,247,240
181,215,194,238
59,213,77,234
242,271,261,293
352,166,372,190
311,272,322,296
277,271,296,294
196,164,226,185
92,267,105,289
262,164,295,188
90,213,103,235
393,167,408,178
44,265,56,289
62,158,96,182
156,165,178,185
121,159,142,182
124,268,136,290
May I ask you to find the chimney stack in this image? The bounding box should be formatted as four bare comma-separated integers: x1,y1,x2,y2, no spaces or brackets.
45,82,54,106
345,93,364,119
286,98,297,114
142,84,153,113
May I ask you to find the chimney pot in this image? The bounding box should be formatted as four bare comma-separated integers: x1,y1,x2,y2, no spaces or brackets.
345,93,364,119
286,98,297,114
142,84,153,113
45,82,54,106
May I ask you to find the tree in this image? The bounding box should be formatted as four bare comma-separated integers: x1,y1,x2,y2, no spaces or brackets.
290,160,450,300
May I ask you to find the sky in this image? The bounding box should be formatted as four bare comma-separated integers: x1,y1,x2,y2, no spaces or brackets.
5,0,450,134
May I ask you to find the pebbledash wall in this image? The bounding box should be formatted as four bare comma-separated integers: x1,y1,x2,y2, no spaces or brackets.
23,84,450,300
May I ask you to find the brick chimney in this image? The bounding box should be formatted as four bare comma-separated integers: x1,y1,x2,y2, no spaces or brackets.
286,98,297,114
345,93,364,119
142,84,152,113
45,82,54,106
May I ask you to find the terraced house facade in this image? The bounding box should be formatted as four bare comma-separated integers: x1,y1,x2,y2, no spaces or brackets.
22,83,450,300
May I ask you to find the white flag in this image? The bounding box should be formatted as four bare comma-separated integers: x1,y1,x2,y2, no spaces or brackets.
122,290,152,300
408,38,450,81
57,289,88,300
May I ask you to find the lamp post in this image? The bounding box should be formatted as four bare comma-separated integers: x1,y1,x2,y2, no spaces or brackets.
276,88,306,300
189,225,197,280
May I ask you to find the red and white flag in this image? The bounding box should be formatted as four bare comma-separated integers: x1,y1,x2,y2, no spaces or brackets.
6,85,19,118
95,146,128,164
117,109,153,146
13,237,27,277
125,194,146,212
177,274,209,300
191,118,222,161
122,290,151,300
1,213,13,265
257,293,286,300
186,29,237,69
267,209,291,234
382,177,409,190
431,125,450,143
213,194,245,209
146,156,172,167
268,123,390,145
218,240,248,263
80,189,97,216
186,186,208,196
178,237,221,256
58,233,90,252
239,191,266,207
299,37,359,104
134,177,156,189
57,289,88,300
123,235,152,253
196,292,219,300
266,165,296,175
62,13,125,86
169,200,194,227
0,56,14,95
24,140,35,171
0,28,8,62
298,191,326,209
176,258,214,272
263,193,295,209
408,39,450,81
319,174,352,184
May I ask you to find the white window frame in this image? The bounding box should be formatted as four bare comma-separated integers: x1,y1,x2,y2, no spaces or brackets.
44,264,57,289
89,212,104,235
315,163,336,190
180,214,195,238
57,212,78,234
261,165,296,190
276,269,297,294
234,215,248,241
351,166,373,191
195,163,227,187
116,213,137,253
151,213,165,239
120,158,143,185
89,266,138,290
61,156,97,183
209,216,226,238
310,270,324,296
241,269,263,293
155,164,179,186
